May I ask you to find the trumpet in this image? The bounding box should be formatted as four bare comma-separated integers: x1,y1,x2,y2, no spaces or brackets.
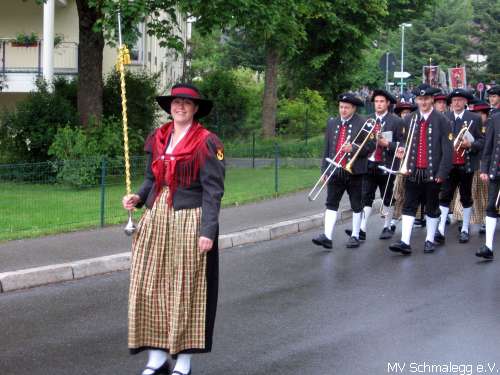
307,136,351,201
344,118,377,174
379,142,400,216
453,120,473,158
496,188,500,213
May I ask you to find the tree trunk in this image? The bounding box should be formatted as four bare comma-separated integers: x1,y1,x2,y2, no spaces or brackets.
76,0,104,126
262,44,279,138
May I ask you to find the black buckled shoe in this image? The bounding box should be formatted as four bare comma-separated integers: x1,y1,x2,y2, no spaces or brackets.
388,241,412,255
312,234,332,249
476,245,494,260
434,231,445,245
140,361,171,375
345,229,366,241
346,236,360,248
379,227,394,240
424,240,436,253
458,231,470,243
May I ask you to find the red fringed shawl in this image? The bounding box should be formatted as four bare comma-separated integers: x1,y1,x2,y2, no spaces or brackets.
147,121,218,206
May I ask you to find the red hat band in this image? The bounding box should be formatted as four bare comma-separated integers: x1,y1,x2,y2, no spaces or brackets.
171,87,200,98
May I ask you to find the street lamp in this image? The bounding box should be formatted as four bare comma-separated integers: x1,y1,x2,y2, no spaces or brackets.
399,22,412,92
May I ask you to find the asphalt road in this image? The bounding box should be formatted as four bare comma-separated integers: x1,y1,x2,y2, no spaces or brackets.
1,218,499,375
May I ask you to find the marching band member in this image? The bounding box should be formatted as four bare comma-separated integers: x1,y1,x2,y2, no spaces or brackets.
312,93,375,249
389,84,453,255
394,102,417,119
433,91,449,114
477,113,500,260
351,89,404,240
487,86,500,117
434,89,483,244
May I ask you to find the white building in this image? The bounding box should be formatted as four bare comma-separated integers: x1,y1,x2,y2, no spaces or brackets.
0,0,188,109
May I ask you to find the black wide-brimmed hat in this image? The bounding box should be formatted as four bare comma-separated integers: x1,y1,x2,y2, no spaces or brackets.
156,83,213,118
469,98,492,114
487,86,500,96
447,88,474,104
394,101,417,115
371,89,396,104
433,90,448,102
412,83,440,97
338,93,364,107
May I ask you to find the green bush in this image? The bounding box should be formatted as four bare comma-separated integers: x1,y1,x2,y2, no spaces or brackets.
48,117,124,187
196,68,255,139
0,79,78,163
103,69,160,155
277,88,328,138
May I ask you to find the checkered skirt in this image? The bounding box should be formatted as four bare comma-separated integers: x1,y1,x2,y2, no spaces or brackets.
452,171,488,224
128,187,217,355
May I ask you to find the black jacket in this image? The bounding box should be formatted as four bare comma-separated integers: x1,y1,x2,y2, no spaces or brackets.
445,110,483,172
321,113,376,176
367,112,406,170
136,134,225,241
403,109,453,181
481,113,500,179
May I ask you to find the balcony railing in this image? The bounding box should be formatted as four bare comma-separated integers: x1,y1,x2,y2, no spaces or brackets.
0,38,78,76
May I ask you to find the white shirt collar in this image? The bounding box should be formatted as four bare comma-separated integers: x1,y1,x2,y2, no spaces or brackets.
420,109,432,121
341,115,353,124
166,124,192,154
454,110,465,120
376,111,388,122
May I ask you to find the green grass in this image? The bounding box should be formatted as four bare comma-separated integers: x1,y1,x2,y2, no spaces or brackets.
0,166,319,242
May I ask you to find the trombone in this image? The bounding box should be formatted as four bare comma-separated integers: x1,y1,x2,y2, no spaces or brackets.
307,135,351,201
398,114,418,176
453,120,473,158
308,118,377,201
379,141,400,216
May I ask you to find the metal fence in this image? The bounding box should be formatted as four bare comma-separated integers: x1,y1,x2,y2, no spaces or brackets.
0,152,321,242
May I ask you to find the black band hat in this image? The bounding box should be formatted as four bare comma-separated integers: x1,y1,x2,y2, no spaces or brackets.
433,90,448,102
371,89,397,104
394,101,417,115
156,83,213,118
338,93,364,107
469,99,492,114
447,88,474,104
487,86,500,96
412,83,440,97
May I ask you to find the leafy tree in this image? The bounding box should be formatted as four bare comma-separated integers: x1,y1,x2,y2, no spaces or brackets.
471,0,500,83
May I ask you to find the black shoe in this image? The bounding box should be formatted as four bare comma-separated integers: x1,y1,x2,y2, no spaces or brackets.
476,245,494,260
141,361,171,375
479,224,486,235
458,231,470,243
312,234,332,249
346,236,360,248
445,216,451,225
389,241,412,255
345,229,366,241
434,231,445,245
379,227,394,240
424,240,436,253
390,224,397,232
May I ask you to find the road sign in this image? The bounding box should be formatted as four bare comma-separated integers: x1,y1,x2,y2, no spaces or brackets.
394,71,411,79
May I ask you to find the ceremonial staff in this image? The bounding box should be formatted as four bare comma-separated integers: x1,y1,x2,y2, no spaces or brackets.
116,10,136,235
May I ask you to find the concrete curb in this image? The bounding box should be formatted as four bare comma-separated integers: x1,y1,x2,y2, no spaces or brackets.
0,201,382,293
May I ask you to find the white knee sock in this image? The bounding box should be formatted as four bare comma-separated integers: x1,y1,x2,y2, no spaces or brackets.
438,205,449,235
360,206,372,232
462,207,472,233
426,217,439,242
352,212,362,238
324,209,338,240
401,215,415,245
174,354,192,374
383,206,394,228
143,350,168,375
485,216,497,250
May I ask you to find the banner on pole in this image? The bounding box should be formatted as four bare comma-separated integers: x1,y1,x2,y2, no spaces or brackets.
448,66,467,90
422,65,440,87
